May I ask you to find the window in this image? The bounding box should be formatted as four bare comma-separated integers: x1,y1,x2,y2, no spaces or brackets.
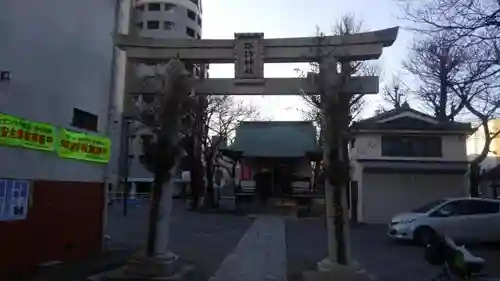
136,22,143,29
140,134,153,144
433,200,471,216
148,3,161,11
163,21,174,30
186,27,195,38
433,200,500,217
71,108,98,131
349,138,356,149
147,21,160,30
138,154,147,165
194,66,201,77
164,3,176,11
468,200,499,214
136,4,144,11
381,136,442,157
197,17,202,26
196,33,201,39
142,95,155,104
186,9,196,20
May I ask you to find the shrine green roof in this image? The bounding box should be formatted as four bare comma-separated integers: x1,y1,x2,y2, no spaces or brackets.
225,121,320,158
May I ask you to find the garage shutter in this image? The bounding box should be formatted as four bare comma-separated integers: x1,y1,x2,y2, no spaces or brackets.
362,173,466,224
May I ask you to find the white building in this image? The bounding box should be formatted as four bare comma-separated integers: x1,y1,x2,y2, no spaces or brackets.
349,105,472,224
134,0,202,39
108,0,204,194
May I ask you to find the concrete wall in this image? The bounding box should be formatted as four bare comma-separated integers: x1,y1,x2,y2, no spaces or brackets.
350,133,468,162
0,0,117,182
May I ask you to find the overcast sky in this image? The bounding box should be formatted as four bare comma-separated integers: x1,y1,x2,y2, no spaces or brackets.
201,0,415,120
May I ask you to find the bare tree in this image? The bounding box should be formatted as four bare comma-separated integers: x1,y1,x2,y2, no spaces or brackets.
298,14,377,209
380,74,410,110
299,15,377,127
134,59,196,257
404,31,500,195
399,0,500,46
201,95,259,207
404,34,473,121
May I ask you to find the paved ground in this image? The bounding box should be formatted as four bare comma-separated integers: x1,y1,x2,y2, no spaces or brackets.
105,200,500,281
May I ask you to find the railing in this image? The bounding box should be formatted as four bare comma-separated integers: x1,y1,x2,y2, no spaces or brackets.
237,180,313,194
108,192,152,200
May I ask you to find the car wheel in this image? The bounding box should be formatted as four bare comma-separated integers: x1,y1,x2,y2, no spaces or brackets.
414,226,436,246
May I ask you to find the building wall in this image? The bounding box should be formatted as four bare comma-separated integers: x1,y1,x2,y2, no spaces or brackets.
349,131,469,223
0,0,116,274
350,133,468,162
121,0,203,183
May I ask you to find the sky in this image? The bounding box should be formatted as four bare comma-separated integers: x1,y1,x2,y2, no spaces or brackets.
201,0,414,121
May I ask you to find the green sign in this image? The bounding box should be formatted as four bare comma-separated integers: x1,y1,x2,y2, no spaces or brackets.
57,129,111,163
0,113,56,151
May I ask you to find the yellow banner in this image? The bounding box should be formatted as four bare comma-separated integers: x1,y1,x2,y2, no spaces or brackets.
57,129,111,163
0,113,56,151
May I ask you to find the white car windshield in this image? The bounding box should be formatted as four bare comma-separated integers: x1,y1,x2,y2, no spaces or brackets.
412,199,447,213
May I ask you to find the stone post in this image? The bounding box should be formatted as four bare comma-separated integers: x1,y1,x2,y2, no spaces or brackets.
318,56,341,269
318,57,357,271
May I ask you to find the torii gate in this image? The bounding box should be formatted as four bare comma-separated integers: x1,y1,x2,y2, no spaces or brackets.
114,27,398,268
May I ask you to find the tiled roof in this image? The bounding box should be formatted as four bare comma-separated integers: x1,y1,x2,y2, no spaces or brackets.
351,106,472,132
225,121,320,157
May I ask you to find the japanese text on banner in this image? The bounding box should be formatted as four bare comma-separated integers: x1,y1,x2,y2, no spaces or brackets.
57,129,111,163
0,113,56,151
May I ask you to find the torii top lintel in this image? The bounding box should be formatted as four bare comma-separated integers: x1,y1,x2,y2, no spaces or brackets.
114,27,399,64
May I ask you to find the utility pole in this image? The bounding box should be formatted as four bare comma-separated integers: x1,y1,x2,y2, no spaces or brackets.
119,119,132,216
119,0,137,217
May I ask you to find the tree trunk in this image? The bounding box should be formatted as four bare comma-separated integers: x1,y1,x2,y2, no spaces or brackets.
468,120,494,197
146,172,167,257
205,153,215,208
189,152,202,210
313,160,321,190
469,163,481,197
438,56,448,122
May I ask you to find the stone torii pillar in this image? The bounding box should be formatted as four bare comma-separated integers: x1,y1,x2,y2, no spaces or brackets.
114,27,399,270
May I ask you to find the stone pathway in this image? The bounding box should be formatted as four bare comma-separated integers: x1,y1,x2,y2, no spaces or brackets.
209,216,288,281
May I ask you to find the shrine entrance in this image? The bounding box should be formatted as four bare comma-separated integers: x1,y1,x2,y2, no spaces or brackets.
115,26,398,266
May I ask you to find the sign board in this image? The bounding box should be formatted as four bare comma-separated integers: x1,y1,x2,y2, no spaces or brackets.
0,179,30,221
0,113,112,163
0,113,56,151
0,70,10,82
181,171,191,183
241,165,252,180
234,33,264,79
57,129,111,163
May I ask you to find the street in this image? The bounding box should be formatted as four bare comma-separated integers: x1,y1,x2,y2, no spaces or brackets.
105,200,500,281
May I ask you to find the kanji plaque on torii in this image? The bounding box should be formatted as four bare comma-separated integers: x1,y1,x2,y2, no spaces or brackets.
234,33,264,79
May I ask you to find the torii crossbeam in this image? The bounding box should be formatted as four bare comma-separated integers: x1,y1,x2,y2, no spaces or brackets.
115,27,398,116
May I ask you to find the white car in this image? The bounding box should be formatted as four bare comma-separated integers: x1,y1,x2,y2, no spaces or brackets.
388,197,500,244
